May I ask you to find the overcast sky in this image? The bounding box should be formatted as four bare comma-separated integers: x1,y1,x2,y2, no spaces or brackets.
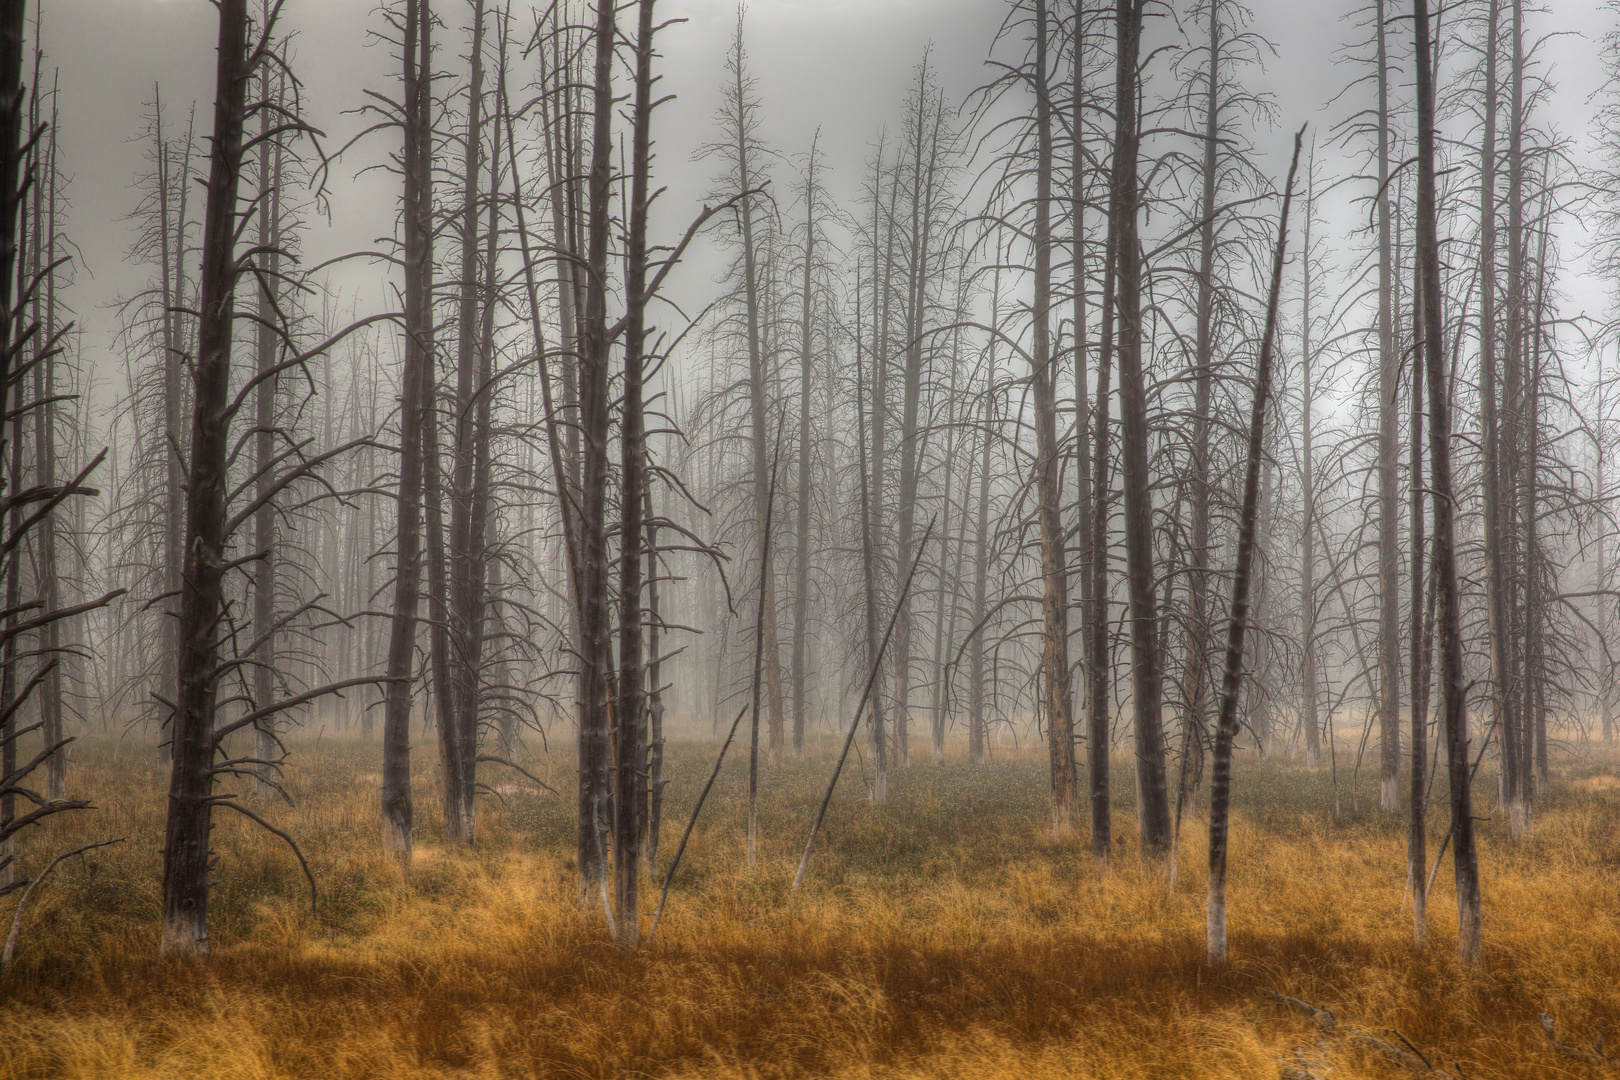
35,0,1620,413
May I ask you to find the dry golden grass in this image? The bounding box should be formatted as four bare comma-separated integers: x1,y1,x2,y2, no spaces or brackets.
0,726,1617,1079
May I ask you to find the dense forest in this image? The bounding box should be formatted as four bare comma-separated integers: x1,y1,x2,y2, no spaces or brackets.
1,0,1619,1076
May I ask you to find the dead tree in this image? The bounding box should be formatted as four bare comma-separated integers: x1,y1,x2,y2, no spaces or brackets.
1413,0,1483,968
1030,0,1076,835
575,0,617,908
440,0,490,848
251,43,285,802
1370,0,1401,815
790,133,822,761
380,0,432,864
1208,129,1301,966
1298,152,1320,770
1408,234,1428,944
1107,0,1172,858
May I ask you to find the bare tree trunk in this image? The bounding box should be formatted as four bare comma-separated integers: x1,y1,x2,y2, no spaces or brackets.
381,0,432,864
968,259,997,767
929,309,965,763
161,0,250,958
37,81,62,799
856,263,886,800
1088,191,1118,867
440,0,488,848
726,19,785,770
1032,0,1076,836
155,96,193,770
1300,159,1320,770
1208,130,1300,967
871,151,897,780
610,0,657,949
1413,0,1483,968
643,484,664,868
746,460,779,866
1178,0,1221,823
1476,0,1521,832
1526,200,1550,797
1069,0,1091,778
574,0,618,912
1408,241,1428,944
1375,0,1401,815
1502,0,1529,830
892,66,942,771
1108,0,1172,858
0,15,21,881
791,135,819,761
252,47,283,802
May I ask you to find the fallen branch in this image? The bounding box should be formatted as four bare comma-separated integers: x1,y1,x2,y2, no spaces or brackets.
1540,1014,1615,1070
2,838,125,973
646,704,749,946
791,518,935,894
1264,989,1458,1079
474,755,562,797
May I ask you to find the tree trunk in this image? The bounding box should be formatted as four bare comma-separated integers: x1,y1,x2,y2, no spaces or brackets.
441,0,488,848
36,81,62,799
1032,0,1076,837
791,135,819,761
1300,159,1320,770
1069,0,1091,784
1408,237,1428,944
1178,0,1221,823
968,260,997,767
380,0,432,864
1413,0,1483,968
252,50,283,802
612,0,656,949
1108,0,1172,858
728,20,785,770
1208,130,1300,966
1088,189,1118,867
1375,0,1401,815
892,65,941,771
161,0,250,958
856,262,886,801
575,0,618,910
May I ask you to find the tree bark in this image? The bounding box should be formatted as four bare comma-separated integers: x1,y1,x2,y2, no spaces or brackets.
1178,0,1221,822
1408,235,1428,945
1208,130,1300,966
1375,0,1402,815
1032,0,1076,836
727,19,785,770
380,0,432,864
968,259,997,766
575,0,617,909
161,0,250,958
612,0,656,949
252,47,283,802
791,135,820,761
441,0,488,848
1413,0,1483,968
1300,158,1320,770
1108,0,1172,857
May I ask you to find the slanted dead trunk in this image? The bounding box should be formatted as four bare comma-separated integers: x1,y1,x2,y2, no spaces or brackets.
1207,129,1301,968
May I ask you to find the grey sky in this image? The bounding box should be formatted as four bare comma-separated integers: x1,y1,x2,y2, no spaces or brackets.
37,0,1620,415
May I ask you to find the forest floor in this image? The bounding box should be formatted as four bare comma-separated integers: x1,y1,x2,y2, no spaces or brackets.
0,728,1617,1079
